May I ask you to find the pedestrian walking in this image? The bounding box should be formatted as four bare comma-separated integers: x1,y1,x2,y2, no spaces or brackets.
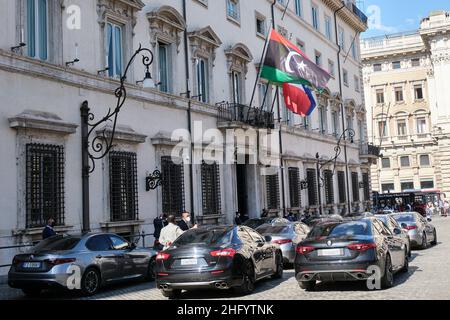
42,218,57,240
159,215,184,250
178,211,198,231
444,200,450,217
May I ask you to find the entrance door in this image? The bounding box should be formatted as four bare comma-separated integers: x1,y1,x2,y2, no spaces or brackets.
236,163,248,216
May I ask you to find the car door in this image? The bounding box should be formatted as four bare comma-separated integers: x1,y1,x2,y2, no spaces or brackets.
85,235,124,282
237,227,264,277
245,227,275,276
389,216,409,248
374,220,402,268
108,234,147,278
419,215,434,241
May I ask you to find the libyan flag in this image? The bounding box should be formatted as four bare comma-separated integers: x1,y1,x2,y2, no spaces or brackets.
260,30,331,90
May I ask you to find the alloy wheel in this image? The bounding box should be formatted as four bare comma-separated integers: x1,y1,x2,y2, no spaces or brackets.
84,270,99,294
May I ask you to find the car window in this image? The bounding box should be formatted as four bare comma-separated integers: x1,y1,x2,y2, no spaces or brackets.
393,214,415,223
33,236,81,252
109,235,129,250
173,228,233,247
308,221,371,238
256,224,292,234
86,235,112,251
246,228,265,243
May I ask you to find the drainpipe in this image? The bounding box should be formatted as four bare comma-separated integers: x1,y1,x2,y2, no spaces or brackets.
182,0,195,223
333,4,352,216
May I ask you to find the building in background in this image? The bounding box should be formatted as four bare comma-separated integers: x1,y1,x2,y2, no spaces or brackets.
0,0,370,275
361,10,450,196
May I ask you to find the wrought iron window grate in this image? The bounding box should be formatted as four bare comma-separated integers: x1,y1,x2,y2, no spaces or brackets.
324,170,335,205
338,171,346,204
306,169,318,206
109,152,138,222
161,156,185,217
288,167,301,208
362,173,370,201
26,144,65,228
266,174,280,210
352,172,360,202
201,161,221,216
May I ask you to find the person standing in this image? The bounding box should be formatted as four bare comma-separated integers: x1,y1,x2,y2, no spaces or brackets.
444,200,450,217
159,215,184,250
178,211,197,231
42,218,57,240
234,212,242,226
153,214,167,250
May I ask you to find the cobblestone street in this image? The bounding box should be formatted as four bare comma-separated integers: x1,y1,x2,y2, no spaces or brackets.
2,216,450,300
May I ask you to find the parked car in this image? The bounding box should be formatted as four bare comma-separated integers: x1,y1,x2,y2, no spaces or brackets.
8,233,158,297
391,212,437,249
295,218,409,291
256,222,310,264
155,225,283,298
243,217,290,230
375,214,411,257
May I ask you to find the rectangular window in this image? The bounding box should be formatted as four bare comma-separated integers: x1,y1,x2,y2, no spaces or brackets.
158,42,170,93
319,106,326,134
397,120,407,136
294,0,302,17
421,180,434,189
315,51,322,66
400,156,410,167
401,181,414,191
288,167,301,208
201,162,221,215
351,172,359,202
107,22,123,78
27,0,48,60
395,87,404,102
328,59,335,77
325,15,332,40
297,40,305,52
161,156,185,216
196,58,209,103
332,111,339,136
266,174,280,210
343,69,349,86
417,117,427,134
381,157,391,169
324,170,334,205
109,152,138,222
420,154,430,167
378,121,387,137
373,63,382,72
392,61,401,69
232,71,242,104
376,89,385,104
354,76,360,92
411,58,420,67
258,83,270,111
350,36,357,59
227,0,240,21
414,85,424,100
382,183,395,193
362,173,370,201
337,171,346,203
26,144,64,228
306,169,318,206
338,26,345,51
312,5,319,30
256,15,266,36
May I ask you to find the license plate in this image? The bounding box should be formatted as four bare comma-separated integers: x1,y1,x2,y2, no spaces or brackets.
318,249,343,257
22,262,41,269
180,259,198,266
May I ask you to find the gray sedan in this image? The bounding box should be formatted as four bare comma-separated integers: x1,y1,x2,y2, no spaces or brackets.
392,212,437,249
256,222,310,264
375,214,411,257
8,233,158,297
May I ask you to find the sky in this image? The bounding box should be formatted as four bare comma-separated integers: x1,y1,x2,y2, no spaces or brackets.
361,0,450,38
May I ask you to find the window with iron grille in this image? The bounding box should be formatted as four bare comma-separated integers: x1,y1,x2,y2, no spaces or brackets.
306,169,318,206
352,172,360,202
362,173,370,201
26,144,65,228
324,170,334,205
201,161,221,215
337,171,346,203
288,167,301,208
161,156,185,216
109,152,138,222
266,174,280,210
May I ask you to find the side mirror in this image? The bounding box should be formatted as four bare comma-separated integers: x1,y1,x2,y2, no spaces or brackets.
427,218,432,222
393,228,402,235
401,223,408,230
264,235,272,243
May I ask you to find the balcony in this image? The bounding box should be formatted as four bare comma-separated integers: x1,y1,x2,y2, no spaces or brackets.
217,102,275,129
350,2,368,24
360,143,381,161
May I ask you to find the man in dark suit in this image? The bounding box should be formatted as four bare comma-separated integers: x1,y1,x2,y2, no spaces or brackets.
178,212,197,231
42,218,57,240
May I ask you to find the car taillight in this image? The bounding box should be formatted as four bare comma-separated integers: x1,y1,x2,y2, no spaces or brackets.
272,239,292,245
12,257,20,265
210,248,236,257
405,225,418,230
46,258,76,266
156,253,171,261
296,246,316,255
347,243,377,252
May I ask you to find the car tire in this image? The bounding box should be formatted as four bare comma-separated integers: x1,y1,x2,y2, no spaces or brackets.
421,233,428,250
431,230,437,246
22,288,42,297
145,258,156,281
236,260,255,295
271,252,283,279
81,267,101,296
400,249,409,273
299,280,316,291
381,254,394,289
161,289,181,299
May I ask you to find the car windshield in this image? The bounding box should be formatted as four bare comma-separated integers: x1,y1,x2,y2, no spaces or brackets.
244,219,267,229
393,214,415,223
256,224,292,235
308,221,371,239
32,235,81,252
173,228,233,247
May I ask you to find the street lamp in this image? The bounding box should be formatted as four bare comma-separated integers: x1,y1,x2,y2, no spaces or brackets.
80,44,154,233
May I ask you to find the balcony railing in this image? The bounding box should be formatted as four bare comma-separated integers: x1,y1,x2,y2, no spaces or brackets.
351,2,368,24
360,143,381,158
217,102,275,129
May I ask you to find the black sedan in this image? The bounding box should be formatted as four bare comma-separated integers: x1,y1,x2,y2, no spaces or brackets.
155,225,283,298
294,218,408,291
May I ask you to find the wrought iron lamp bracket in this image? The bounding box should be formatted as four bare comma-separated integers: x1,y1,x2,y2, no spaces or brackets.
146,170,162,191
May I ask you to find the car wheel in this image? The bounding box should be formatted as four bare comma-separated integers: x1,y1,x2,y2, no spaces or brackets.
271,252,283,279
381,254,394,289
161,289,181,299
81,268,101,296
299,280,316,291
421,233,428,250
145,258,156,281
431,230,437,246
236,260,255,295
400,249,409,273
22,288,42,297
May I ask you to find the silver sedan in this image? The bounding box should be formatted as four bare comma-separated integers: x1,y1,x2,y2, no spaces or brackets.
392,212,437,249
8,233,158,297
